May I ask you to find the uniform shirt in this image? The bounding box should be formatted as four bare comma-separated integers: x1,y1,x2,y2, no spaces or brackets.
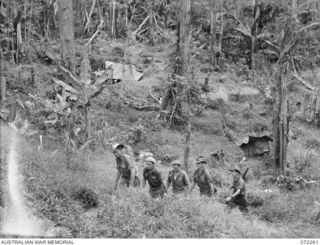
193,168,213,196
116,154,134,180
143,167,163,190
231,177,246,197
167,169,190,193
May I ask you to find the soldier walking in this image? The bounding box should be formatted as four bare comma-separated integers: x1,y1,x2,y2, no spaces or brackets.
166,160,190,197
190,157,215,197
113,143,140,190
225,166,248,213
142,157,167,198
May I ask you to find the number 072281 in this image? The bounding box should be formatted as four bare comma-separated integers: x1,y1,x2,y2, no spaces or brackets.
300,240,319,245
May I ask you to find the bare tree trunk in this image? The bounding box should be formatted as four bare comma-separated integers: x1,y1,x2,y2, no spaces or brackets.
251,35,255,81
233,0,240,19
125,0,128,27
111,0,116,38
273,65,289,173
183,123,191,174
80,46,91,140
84,0,96,33
58,0,75,74
0,77,6,102
0,49,5,100
210,1,215,68
148,6,154,45
0,47,5,100
292,0,298,22
23,0,27,42
176,0,191,75
28,0,33,44
218,0,224,66
16,21,22,63
251,0,258,83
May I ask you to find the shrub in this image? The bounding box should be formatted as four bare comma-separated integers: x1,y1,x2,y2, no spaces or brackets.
247,192,265,208
309,201,320,225
292,150,313,174
260,175,277,188
305,138,320,150
72,188,99,210
128,124,147,145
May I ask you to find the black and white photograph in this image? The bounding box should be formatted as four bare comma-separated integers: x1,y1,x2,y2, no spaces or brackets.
0,0,320,241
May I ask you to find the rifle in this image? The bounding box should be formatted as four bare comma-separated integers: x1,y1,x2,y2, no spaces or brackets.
242,168,249,181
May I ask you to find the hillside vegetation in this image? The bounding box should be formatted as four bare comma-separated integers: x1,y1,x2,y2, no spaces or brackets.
1,0,320,239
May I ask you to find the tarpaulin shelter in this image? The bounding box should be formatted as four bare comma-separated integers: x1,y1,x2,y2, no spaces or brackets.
238,134,273,158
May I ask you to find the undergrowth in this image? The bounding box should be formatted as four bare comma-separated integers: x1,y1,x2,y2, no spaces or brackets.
16,140,319,238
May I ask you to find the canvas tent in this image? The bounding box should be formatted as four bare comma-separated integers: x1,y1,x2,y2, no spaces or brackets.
238,134,273,158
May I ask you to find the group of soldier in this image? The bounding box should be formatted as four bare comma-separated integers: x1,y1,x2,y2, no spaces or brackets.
112,143,248,213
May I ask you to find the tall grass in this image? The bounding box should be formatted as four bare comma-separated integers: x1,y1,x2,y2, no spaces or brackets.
2,121,320,238
18,142,287,238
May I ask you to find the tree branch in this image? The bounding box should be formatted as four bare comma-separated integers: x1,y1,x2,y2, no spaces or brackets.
132,15,150,36
84,0,97,32
296,22,320,35
86,19,104,46
292,73,314,91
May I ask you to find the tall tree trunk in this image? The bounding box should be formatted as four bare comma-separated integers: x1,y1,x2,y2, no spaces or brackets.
175,0,191,75
80,46,91,140
210,2,215,68
0,49,5,101
292,0,298,22
251,35,255,81
0,77,6,102
273,65,289,173
148,7,154,45
251,0,258,83
183,122,191,174
111,0,116,38
218,0,224,66
58,0,75,74
125,0,128,27
16,21,22,63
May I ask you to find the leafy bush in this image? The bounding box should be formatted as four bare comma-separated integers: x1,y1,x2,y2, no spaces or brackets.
292,150,313,174
128,124,147,145
247,192,265,208
260,175,277,188
305,138,320,150
309,201,320,225
72,188,99,210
